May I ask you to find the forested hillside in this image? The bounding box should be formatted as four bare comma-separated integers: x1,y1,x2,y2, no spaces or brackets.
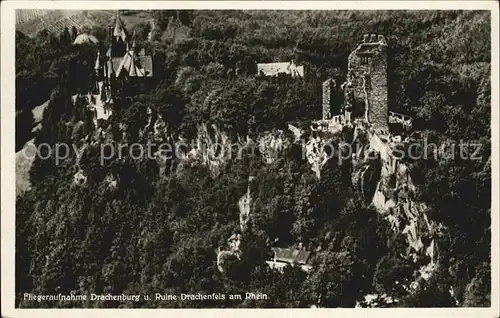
15,10,491,308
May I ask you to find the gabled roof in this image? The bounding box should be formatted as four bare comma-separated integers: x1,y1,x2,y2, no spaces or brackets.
111,51,153,78
107,58,122,77
272,247,311,265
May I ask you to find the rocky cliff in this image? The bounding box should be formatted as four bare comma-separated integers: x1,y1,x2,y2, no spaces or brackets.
349,123,444,294
207,118,442,299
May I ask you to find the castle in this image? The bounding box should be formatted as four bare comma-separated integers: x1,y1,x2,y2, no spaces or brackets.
91,10,153,105
77,11,153,127
322,34,412,135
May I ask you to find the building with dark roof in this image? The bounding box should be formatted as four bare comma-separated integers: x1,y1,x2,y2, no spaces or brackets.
272,247,311,264
266,247,313,273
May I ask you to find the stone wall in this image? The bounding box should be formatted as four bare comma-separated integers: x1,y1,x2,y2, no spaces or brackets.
389,111,413,130
368,52,389,134
347,60,367,119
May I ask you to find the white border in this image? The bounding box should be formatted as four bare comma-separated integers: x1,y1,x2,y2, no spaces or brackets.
1,1,499,318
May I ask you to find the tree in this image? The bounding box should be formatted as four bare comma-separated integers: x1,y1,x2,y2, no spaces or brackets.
373,253,416,298
59,26,71,45
302,251,359,307
462,262,491,307
71,26,78,41
400,267,455,307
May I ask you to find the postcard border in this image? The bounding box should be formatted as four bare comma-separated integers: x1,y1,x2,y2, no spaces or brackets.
2,1,499,318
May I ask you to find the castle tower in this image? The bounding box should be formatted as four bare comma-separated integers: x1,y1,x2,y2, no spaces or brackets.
347,34,389,134
128,33,137,77
94,50,103,79
113,10,127,42
109,10,127,58
93,50,103,96
131,31,136,50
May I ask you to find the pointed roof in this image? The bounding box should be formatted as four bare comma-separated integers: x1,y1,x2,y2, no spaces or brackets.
107,58,120,78
114,51,152,78
128,51,137,77
131,31,136,51
94,51,101,70
113,10,127,42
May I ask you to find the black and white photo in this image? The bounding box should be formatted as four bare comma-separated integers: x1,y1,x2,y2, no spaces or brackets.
2,1,499,316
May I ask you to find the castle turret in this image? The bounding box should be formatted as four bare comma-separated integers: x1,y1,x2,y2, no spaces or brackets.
106,25,113,57
113,10,127,42
108,11,127,57
92,50,103,96
128,53,137,77
128,32,137,77
131,31,136,51
94,51,101,70
94,50,102,79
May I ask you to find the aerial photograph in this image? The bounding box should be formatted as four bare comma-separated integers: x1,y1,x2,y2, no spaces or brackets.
13,8,491,308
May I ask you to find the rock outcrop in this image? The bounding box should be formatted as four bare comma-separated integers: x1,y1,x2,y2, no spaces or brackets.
216,233,243,274
73,168,88,187
217,175,256,273
239,176,255,233
258,131,289,164
175,123,234,177
349,122,444,293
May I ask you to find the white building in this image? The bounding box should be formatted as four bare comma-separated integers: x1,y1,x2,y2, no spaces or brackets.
266,247,312,273
256,61,304,78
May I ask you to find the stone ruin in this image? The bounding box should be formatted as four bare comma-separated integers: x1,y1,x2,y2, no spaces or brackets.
348,33,389,133
321,33,413,136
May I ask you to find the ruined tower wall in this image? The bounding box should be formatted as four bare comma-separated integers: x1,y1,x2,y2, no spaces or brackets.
347,34,389,133
367,52,388,134
322,80,331,120
322,79,335,120
347,55,369,119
